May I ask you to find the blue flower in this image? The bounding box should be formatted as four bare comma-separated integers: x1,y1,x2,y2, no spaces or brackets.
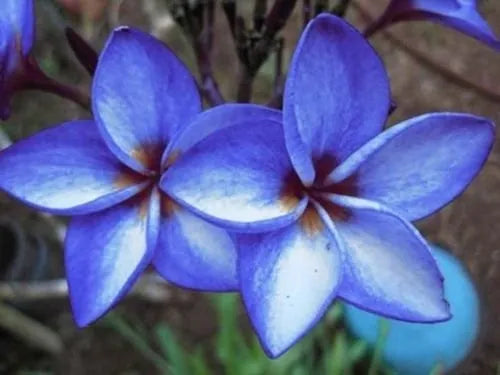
0,27,277,326
0,0,35,119
344,245,480,375
365,0,500,50
161,14,495,357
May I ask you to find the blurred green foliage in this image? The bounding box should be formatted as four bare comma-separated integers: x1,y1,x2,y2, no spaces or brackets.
101,295,398,375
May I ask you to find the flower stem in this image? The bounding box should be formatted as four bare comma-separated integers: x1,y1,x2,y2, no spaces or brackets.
237,68,256,103
267,38,285,108
28,75,91,110
225,0,298,103
65,27,98,76
331,0,351,17
195,0,224,106
352,1,500,104
0,302,62,355
0,275,170,302
168,0,225,106
24,62,91,110
367,319,390,375
254,0,267,31
303,0,312,27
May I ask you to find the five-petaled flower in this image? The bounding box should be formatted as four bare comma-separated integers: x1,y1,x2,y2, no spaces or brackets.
365,0,500,50
0,27,271,326
0,0,35,119
161,14,495,357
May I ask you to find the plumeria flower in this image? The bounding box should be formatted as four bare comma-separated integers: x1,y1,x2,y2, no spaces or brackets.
0,0,35,119
161,14,495,357
0,27,280,326
365,0,500,50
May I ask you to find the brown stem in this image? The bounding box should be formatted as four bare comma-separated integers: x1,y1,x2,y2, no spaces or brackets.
274,38,284,94
264,0,298,38
237,68,256,102
65,27,98,76
268,38,285,108
0,275,171,302
331,0,351,17
195,0,224,105
0,302,62,355
352,1,500,104
168,0,225,106
303,0,312,27
24,62,91,110
27,76,91,110
221,0,237,38
194,44,225,105
229,0,297,102
315,0,328,15
254,0,267,31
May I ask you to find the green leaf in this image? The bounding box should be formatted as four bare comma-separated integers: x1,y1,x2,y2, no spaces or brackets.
212,294,238,364
325,303,344,326
188,349,213,375
348,339,368,362
155,323,190,375
368,319,390,375
327,330,347,375
265,344,304,375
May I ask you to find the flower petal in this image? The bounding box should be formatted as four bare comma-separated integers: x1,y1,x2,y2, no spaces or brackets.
93,27,201,172
1,0,35,55
66,196,154,326
0,120,148,215
153,194,238,291
162,103,281,168
238,218,342,357
283,14,390,186
161,119,308,233
147,187,161,250
322,194,449,322
344,245,480,375
365,0,500,50
0,0,35,119
329,113,494,221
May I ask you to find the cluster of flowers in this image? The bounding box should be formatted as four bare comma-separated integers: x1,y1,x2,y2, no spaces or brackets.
0,0,497,358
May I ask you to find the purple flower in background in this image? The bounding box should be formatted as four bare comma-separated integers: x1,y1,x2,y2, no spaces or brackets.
0,27,279,326
161,14,495,357
0,0,35,119
365,0,500,50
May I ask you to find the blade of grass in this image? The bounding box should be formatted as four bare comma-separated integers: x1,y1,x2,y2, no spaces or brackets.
267,342,306,375
212,294,237,361
368,319,390,375
155,323,190,375
327,330,347,375
189,349,213,375
347,339,368,363
326,303,343,325
102,313,170,373
212,294,240,374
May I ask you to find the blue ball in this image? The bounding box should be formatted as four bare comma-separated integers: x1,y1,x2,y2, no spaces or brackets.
344,245,480,375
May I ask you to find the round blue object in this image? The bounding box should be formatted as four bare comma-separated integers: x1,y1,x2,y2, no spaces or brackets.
344,245,480,375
